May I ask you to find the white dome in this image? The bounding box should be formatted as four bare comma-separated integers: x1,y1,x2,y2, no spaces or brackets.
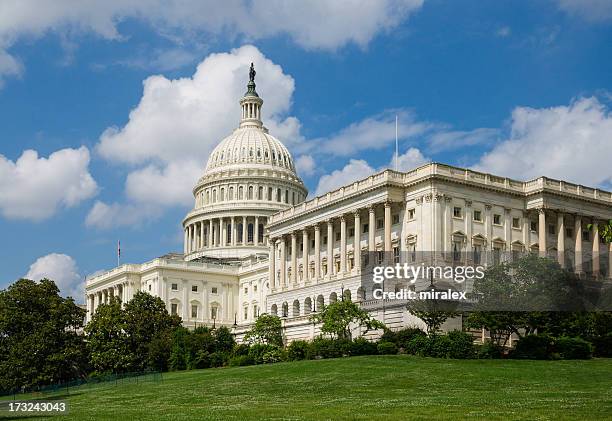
204,126,296,176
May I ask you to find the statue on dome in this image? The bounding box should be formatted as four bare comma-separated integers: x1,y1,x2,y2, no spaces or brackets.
249,63,256,82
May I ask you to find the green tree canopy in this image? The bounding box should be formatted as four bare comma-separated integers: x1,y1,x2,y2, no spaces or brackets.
310,300,385,340
244,313,283,347
0,278,87,392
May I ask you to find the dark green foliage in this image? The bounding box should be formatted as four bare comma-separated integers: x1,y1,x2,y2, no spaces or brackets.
590,333,612,357
0,278,88,392
350,337,378,356
381,327,426,350
147,330,173,372
287,340,310,361
377,341,398,355
555,337,593,360
405,335,433,356
193,351,212,369
214,326,236,353
248,343,283,364
244,314,283,346
310,300,385,340
476,341,504,359
232,343,250,357
228,355,255,367
510,334,554,360
446,330,476,359
309,337,352,359
209,351,229,368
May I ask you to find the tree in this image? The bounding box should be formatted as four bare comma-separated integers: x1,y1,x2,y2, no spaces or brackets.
123,291,181,371
310,300,385,340
406,291,459,336
244,313,283,347
85,296,132,374
588,219,612,243
0,279,87,392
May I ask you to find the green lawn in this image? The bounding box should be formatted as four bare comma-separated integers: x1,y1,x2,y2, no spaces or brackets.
3,356,612,420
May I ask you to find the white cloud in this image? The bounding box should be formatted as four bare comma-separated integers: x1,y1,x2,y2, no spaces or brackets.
0,0,424,85
295,155,316,176
88,45,301,229
314,147,428,195
0,147,97,221
304,110,432,157
557,0,612,22
427,127,498,153
0,50,22,87
496,26,511,37
475,97,612,186
85,201,161,229
25,253,84,301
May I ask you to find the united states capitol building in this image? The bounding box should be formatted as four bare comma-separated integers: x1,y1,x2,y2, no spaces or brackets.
86,66,612,341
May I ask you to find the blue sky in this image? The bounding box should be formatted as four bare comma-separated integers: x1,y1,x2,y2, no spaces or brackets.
1,0,612,300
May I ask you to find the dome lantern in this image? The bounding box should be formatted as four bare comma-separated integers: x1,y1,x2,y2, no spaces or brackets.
239,63,263,129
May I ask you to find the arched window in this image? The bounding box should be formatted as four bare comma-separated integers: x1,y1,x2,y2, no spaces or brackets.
329,292,337,304
238,224,244,243
248,186,253,200
248,223,254,243
238,186,244,200
343,289,351,302
268,187,272,201
271,304,278,316
212,189,217,203
304,297,312,315
357,287,366,302
258,224,264,243
285,189,289,204
258,186,263,200
282,302,289,318
229,186,234,200
276,189,281,202
292,191,296,205
205,191,210,204
292,299,300,317
220,188,225,201
316,295,324,311
227,223,232,244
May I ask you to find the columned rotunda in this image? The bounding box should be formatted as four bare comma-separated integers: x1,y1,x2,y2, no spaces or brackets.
86,64,612,342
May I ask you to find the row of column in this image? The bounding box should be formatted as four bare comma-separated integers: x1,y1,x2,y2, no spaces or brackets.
184,215,267,254
538,209,612,278
269,201,394,290
87,281,133,320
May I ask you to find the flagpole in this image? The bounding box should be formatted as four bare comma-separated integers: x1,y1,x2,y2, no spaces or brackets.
117,240,121,267
395,114,399,171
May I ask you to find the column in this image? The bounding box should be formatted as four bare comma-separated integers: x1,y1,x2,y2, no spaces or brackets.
538,208,546,256
575,216,583,274
314,224,321,281
485,204,492,251
182,279,188,321
522,211,531,251
208,219,213,248
291,232,297,284
187,225,192,254
231,216,236,246
464,201,472,254
368,206,376,252
557,212,565,268
340,216,347,273
608,242,612,279
279,237,286,287
384,201,392,252
302,229,309,283
221,217,227,247
593,222,600,278
184,228,188,254
242,216,247,244
327,220,334,276
200,221,205,250
269,239,276,289
255,216,260,246
354,210,361,271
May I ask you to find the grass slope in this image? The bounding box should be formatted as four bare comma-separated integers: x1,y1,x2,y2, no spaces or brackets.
4,356,612,420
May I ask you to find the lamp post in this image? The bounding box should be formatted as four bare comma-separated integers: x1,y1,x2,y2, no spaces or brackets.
341,284,345,301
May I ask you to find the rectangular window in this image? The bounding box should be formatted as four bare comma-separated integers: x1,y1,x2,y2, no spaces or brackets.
191,305,197,318
493,247,501,266
393,247,400,263
244,287,248,294
582,230,590,241
453,207,462,218
171,283,178,291
323,236,328,245
211,287,218,294
191,285,198,292
335,232,341,241
566,227,573,238
171,303,178,315
148,284,151,291
254,285,257,292
493,214,501,225
349,227,355,237
473,210,482,222
548,224,556,235
530,221,537,231
363,223,369,233
474,245,482,265
377,251,384,265
244,307,248,320
408,209,415,220
392,214,400,225
512,217,520,229
211,307,217,319
376,218,384,229
311,239,315,248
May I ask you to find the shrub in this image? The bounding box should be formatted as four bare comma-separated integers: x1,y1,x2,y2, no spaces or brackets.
262,348,284,364
476,341,504,359
350,338,378,356
556,337,593,360
209,351,228,368
510,334,554,360
430,335,453,358
228,355,255,367
309,338,351,359
249,344,281,364
233,344,250,357
446,330,475,359
377,341,398,355
287,340,310,361
590,333,612,357
405,335,432,356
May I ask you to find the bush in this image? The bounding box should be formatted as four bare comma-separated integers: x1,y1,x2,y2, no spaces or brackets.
193,350,211,369
233,344,250,357
556,337,592,360
381,328,427,350
447,330,475,359
309,338,351,359
510,334,554,360
590,333,612,357
377,341,398,355
430,335,453,358
248,344,282,364
287,340,310,361
209,351,228,368
405,335,432,356
262,348,284,364
350,338,378,356
228,355,255,367
476,341,504,359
